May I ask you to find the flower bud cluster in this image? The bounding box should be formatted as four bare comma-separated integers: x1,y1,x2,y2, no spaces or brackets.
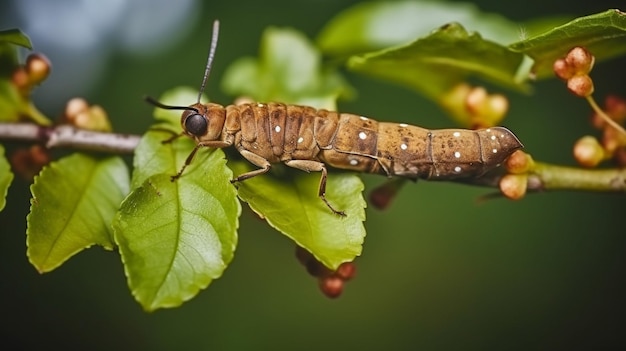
553,47,595,97
574,95,626,167
499,150,534,200
60,98,112,132
440,83,509,128
295,246,356,298
11,53,51,98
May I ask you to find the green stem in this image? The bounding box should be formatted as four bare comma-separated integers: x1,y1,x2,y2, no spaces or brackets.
530,162,626,192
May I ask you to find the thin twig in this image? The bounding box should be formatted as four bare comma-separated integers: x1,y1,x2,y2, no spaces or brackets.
0,122,624,195
462,161,626,194
529,162,626,192
0,123,140,154
587,95,626,136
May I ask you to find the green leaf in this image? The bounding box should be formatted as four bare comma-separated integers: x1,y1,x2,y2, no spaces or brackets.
518,15,581,40
0,29,32,49
0,81,51,124
221,27,352,109
130,129,174,189
232,162,366,270
317,0,521,57
510,9,626,79
0,29,51,124
0,73,52,125
0,29,31,77
113,130,240,311
0,145,14,212
0,46,17,78
27,154,129,273
348,22,528,102
0,80,25,122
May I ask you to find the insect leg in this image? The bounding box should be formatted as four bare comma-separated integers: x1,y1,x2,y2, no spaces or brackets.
284,160,346,217
172,140,232,181
232,149,272,182
172,144,201,181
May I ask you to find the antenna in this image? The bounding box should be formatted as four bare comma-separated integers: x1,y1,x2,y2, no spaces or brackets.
144,19,220,112
197,19,220,103
144,96,199,113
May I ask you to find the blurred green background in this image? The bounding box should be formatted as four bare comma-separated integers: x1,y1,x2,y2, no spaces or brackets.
1,0,625,349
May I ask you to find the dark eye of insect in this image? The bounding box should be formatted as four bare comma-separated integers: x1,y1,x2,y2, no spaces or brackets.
184,113,208,136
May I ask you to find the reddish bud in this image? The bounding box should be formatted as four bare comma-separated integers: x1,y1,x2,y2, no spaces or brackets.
25,53,51,85
592,95,626,129
487,94,509,117
295,246,331,277
11,67,31,96
319,275,344,299
75,105,112,132
554,47,595,80
480,94,509,127
369,185,395,210
10,145,51,180
602,126,626,155
464,87,509,127
335,262,356,281
61,98,112,132
64,98,89,120
567,74,594,97
465,87,488,115
573,135,605,167
439,84,509,128
565,47,595,75
553,58,574,80
591,111,605,130
505,150,533,174
295,245,313,266
555,47,596,98
499,174,528,200
605,95,626,123
369,178,405,210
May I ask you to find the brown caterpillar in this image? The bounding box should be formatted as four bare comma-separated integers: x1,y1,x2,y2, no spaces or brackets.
148,20,523,216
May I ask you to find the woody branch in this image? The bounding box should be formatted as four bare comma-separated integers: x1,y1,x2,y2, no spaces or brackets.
0,122,140,154
1,122,624,199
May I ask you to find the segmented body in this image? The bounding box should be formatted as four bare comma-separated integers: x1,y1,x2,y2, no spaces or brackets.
181,101,523,181
157,19,523,215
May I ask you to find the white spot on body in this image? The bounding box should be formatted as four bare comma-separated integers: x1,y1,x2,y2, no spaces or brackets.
401,143,408,150
297,137,304,143
359,132,367,140
453,131,461,137
490,135,496,140
274,125,281,133
454,166,462,173
492,148,498,153
349,159,358,166
486,128,491,133
399,123,408,127
257,103,265,108
360,116,368,121
454,151,461,158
